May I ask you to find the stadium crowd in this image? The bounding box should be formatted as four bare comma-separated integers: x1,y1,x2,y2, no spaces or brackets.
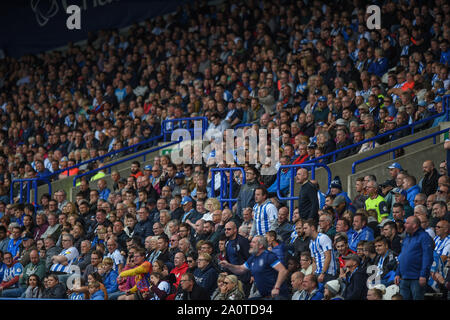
0,0,449,300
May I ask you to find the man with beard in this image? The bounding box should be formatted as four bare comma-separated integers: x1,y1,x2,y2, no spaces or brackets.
419,160,440,197
219,235,289,299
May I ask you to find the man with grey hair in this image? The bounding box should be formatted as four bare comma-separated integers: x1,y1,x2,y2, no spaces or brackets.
219,235,289,299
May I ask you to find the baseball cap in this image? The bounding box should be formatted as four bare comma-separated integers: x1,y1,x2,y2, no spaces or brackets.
318,95,327,102
144,165,152,171
332,195,346,207
174,172,185,179
437,88,445,95
387,162,402,170
434,96,442,103
342,253,361,265
180,196,193,205
307,142,318,149
385,116,395,123
392,187,407,197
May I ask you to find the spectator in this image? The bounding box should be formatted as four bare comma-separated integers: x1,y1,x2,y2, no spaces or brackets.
219,235,289,299
323,279,344,300
348,212,374,252
298,274,323,300
175,272,210,300
213,274,245,300
395,216,434,300
290,271,305,300
118,248,152,300
41,274,67,299
339,254,368,300
0,251,23,297
193,252,217,297
365,180,389,223
296,168,319,221
419,160,440,196
303,219,337,285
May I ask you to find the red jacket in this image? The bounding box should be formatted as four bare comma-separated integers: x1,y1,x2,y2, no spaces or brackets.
170,262,189,289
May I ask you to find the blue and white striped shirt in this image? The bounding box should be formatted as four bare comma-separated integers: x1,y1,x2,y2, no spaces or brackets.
433,235,450,257
50,246,79,273
309,233,337,276
252,200,278,236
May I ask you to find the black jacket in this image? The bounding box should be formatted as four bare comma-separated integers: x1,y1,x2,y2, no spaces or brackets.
175,283,211,300
342,267,368,300
42,283,67,299
298,181,319,221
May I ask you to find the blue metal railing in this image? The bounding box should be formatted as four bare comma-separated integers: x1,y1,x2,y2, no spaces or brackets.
234,123,253,130
73,138,182,187
277,163,333,220
10,178,52,210
162,116,208,141
306,94,450,164
351,127,449,174
210,167,246,209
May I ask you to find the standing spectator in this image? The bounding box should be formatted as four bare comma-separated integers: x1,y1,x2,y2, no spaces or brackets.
303,219,338,285
223,221,251,294
271,206,294,244
250,187,278,237
296,168,319,221
235,166,259,219
395,216,434,300
219,235,289,299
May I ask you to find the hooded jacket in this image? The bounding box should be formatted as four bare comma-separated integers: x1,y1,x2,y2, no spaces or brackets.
396,227,434,280
193,263,218,296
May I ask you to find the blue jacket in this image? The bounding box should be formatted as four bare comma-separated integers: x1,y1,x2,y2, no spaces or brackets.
348,226,374,252
267,168,291,196
90,289,105,300
103,269,119,294
396,227,434,280
368,57,388,77
405,185,421,208
193,263,218,297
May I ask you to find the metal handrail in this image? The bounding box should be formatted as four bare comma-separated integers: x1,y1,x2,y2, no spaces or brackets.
162,116,208,141
306,94,450,164
210,167,246,210
351,128,449,174
276,163,332,220
73,138,182,187
10,178,52,210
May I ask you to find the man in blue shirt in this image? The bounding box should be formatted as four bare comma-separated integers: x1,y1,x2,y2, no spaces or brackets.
395,216,434,300
219,235,289,299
